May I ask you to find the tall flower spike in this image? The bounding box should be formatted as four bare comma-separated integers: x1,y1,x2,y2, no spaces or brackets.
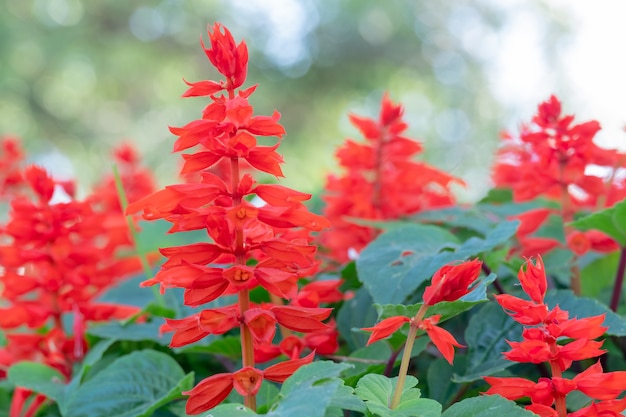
127,23,330,414
484,256,623,417
321,94,464,264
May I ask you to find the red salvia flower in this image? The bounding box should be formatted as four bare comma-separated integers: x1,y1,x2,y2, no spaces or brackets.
422,259,483,306
492,96,624,262
484,256,624,416
321,94,464,264
126,23,331,413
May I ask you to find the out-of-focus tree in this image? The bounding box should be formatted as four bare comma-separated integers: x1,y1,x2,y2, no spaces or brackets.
0,0,570,199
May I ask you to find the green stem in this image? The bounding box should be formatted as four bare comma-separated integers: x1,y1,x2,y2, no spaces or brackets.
112,164,164,306
390,303,429,409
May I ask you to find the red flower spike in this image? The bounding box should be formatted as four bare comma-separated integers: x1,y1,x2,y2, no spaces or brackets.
418,315,463,364
422,259,483,306
164,315,210,348
362,316,411,345
131,23,331,412
321,94,463,263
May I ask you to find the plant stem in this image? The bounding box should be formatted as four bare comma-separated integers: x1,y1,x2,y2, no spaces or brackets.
481,262,505,295
384,347,402,377
610,246,626,312
230,156,256,410
390,303,429,409
550,355,567,416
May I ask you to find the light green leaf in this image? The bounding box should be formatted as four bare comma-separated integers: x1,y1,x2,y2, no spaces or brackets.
570,198,626,246
355,374,441,417
441,394,535,417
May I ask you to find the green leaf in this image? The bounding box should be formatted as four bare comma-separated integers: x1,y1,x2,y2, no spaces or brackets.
357,222,517,306
271,362,363,417
580,252,619,300
7,362,67,403
453,220,519,259
454,302,521,383
412,206,497,234
336,287,379,350
355,374,441,417
209,362,363,417
63,349,192,417
545,290,626,336
376,299,487,324
356,224,460,305
200,404,257,417
570,198,626,246
87,319,169,343
441,394,535,417
426,357,459,406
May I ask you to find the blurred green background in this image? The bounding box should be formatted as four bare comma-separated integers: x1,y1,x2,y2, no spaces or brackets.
0,0,576,201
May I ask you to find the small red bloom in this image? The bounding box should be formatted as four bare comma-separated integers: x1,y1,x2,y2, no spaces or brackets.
418,315,463,364
422,259,483,306
362,316,410,345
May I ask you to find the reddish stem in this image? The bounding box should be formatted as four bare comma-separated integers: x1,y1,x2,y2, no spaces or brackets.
230,155,256,410
610,246,626,312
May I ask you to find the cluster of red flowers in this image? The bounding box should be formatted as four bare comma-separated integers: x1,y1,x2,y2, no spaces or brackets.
0,140,155,417
321,94,463,264
492,96,624,258
362,259,482,364
484,257,626,417
127,23,336,414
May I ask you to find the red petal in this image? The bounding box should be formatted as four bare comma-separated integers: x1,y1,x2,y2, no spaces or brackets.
182,79,224,97
264,352,315,383
184,373,233,414
362,316,410,345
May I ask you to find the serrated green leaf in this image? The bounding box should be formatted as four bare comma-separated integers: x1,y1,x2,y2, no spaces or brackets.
7,362,67,404
63,349,192,417
441,394,535,417
355,374,440,417
454,302,521,383
376,298,487,324
570,199,626,246
545,290,626,336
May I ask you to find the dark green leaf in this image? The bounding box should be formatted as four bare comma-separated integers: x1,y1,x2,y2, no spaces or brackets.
7,362,66,403
337,287,379,350
356,224,460,305
570,198,626,246
545,290,626,336
63,350,192,417
441,394,535,417
453,302,521,382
